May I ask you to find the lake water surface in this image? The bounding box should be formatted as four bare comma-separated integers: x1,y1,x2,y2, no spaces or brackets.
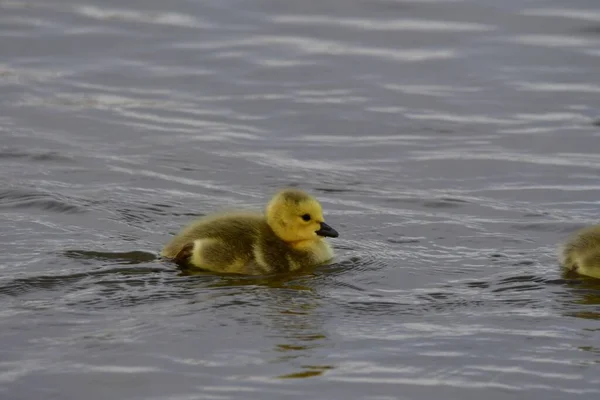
1,0,600,399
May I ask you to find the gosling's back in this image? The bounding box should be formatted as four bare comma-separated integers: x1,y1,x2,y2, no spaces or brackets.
161,212,333,274
560,225,600,279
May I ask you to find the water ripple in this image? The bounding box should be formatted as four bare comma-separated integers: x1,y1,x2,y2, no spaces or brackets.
512,82,600,94
0,188,86,214
521,8,600,23
74,6,213,29
177,36,457,62
272,15,495,32
509,34,599,48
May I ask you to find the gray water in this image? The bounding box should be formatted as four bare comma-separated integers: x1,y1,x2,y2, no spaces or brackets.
1,0,600,399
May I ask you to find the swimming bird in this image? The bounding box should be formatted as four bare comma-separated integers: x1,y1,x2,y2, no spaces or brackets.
559,225,600,279
160,188,339,275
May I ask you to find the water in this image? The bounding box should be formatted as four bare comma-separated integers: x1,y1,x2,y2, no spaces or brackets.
1,0,600,398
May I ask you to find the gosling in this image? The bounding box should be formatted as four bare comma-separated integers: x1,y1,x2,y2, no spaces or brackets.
559,225,600,279
160,188,339,275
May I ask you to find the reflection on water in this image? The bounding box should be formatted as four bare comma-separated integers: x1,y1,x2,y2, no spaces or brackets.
266,292,332,379
2,0,600,398
560,274,600,320
278,365,334,379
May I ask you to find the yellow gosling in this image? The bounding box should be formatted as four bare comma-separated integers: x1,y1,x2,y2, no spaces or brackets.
559,225,600,279
160,188,338,275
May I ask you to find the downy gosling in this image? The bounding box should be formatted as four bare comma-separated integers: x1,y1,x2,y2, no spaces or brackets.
559,225,600,280
160,189,339,275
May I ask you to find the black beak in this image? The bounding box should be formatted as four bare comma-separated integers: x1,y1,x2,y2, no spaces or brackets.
316,222,339,238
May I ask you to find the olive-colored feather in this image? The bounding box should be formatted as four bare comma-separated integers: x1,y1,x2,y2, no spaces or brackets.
160,189,338,275
559,225,600,279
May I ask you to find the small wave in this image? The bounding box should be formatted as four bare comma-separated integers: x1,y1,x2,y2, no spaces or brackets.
521,8,600,23
0,147,74,163
509,34,598,48
423,197,470,209
0,188,85,214
272,15,495,32
75,6,212,29
381,83,482,97
177,36,457,62
0,257,167,298
512,82,600,94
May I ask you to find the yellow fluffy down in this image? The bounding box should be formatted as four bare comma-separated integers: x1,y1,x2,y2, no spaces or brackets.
160,188,339,275
559,225,600,279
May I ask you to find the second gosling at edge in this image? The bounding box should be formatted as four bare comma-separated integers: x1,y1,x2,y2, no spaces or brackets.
160,189,339,275
559,225,600,279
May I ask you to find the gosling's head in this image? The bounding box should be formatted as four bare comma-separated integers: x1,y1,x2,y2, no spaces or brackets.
265,189,339,244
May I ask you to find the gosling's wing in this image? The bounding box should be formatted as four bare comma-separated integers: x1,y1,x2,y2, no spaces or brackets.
161,212,263,259
172,242,195,265
160,217,212,258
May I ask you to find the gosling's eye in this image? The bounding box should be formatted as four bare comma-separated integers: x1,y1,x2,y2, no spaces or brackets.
301,214,311,221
